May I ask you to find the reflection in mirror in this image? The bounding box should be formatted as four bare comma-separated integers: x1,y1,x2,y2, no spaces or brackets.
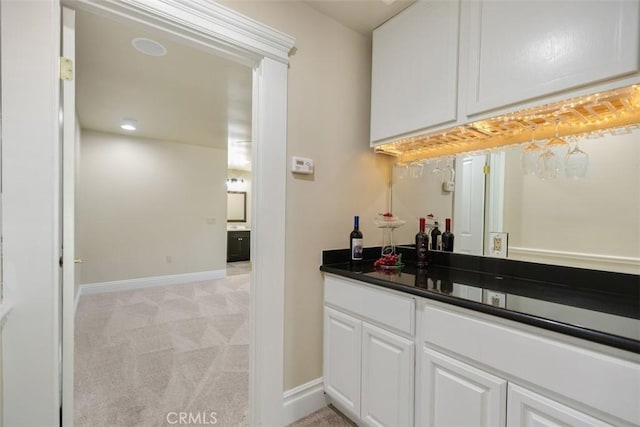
391,129,640,274
227,191,247,222
392,160,454,246
500,129,639,274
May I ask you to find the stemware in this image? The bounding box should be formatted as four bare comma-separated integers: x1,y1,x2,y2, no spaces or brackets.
394,162,408,180
539,118,570,179
564,138,589,178
442,158,455,183
432,159,444,181
409,161,424,179
521,127,542,175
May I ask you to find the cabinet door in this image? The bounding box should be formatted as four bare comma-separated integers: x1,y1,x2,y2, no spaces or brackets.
462,0,640,116
371,0,460,144
418,346,506,427
227,231,250,262
507,384,613,427
323,307,362,417
361,322,414,427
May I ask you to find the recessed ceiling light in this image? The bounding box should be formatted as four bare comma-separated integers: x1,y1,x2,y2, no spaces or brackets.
120,118,138,131
131,37,167,57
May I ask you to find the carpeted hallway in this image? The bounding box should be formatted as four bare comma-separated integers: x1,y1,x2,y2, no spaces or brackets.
74,274,250,426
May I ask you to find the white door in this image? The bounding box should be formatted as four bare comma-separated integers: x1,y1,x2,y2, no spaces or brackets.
507,384,613,427
453,154,486,255
323,307,362,418
361,322,414,427
61,6,76,426
418,346,506,427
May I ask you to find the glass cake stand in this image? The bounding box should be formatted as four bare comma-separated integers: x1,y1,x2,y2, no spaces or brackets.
373,216,406,258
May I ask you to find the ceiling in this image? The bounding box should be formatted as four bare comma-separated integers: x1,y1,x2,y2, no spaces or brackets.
75,9,253,169
75,1,412,171
303,0,415,35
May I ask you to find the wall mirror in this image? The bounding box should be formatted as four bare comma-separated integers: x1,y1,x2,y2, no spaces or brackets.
391,129,640,274
227,191,247,223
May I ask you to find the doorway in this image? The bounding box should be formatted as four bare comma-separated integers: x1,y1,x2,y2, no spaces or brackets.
0,1,292,425
72,8,255,425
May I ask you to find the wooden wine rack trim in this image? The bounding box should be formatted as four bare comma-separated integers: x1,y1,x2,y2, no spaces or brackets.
374,85,640,163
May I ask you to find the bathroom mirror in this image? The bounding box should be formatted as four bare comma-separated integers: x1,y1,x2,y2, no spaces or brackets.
227,191,247,223
391,129,640,274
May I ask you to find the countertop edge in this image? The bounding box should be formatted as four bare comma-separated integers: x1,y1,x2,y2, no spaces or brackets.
320,265,640,355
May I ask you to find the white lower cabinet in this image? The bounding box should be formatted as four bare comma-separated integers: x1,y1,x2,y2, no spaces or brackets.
323,276,639,427
324,307,362,417
323,275,416,426
418,346,506,427
361,323,414,427
507,384,613,427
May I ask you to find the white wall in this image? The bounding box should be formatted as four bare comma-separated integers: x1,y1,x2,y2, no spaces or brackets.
221,1,390,390
392,161,454,245
503,130,640,273
77,130,228,285
1,1,61,425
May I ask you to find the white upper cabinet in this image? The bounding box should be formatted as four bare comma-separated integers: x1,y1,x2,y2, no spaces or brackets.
370,0,640,144
370,0,460,145
461,0,640,117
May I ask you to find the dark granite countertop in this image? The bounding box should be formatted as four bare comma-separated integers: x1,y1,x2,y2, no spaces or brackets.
320,250,640,354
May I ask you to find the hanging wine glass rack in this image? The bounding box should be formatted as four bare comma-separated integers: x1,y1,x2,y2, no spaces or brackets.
375,84,640,163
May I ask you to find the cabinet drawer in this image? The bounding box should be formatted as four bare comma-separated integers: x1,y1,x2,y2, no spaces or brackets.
325,275,415,337
421,301,640,425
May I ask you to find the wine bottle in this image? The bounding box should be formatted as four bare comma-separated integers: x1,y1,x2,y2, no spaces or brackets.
415,217,428,267
442,217,454,252
430,221,442,251
350,215,363,261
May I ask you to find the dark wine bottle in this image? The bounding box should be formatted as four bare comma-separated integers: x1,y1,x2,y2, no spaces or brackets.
430,221,442,251
415,217,428,267
442,217,454,252
350,215,363,261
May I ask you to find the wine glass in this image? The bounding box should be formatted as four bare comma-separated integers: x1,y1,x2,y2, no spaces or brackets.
442,158,455,183
564,138,589,178
539,118,570,179
432,159,444,181
409,161,424,179
521,126,542,175
395,162,408,180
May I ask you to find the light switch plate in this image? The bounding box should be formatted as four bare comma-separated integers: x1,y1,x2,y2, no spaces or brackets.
488,232,508,258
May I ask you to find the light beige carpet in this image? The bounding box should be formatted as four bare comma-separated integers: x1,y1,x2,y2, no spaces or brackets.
289,406,355,427
75,274,250,427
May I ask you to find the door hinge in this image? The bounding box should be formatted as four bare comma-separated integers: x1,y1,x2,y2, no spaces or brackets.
483,164,490,175
59,256,63,267
60,57,73,81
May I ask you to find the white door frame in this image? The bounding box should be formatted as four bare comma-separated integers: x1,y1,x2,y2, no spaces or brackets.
2,0,294,425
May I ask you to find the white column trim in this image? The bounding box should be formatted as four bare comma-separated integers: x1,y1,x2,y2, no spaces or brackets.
69,0,294,65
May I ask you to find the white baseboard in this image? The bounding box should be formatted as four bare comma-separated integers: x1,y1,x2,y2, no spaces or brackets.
77,270,227,297
282,377,326,425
